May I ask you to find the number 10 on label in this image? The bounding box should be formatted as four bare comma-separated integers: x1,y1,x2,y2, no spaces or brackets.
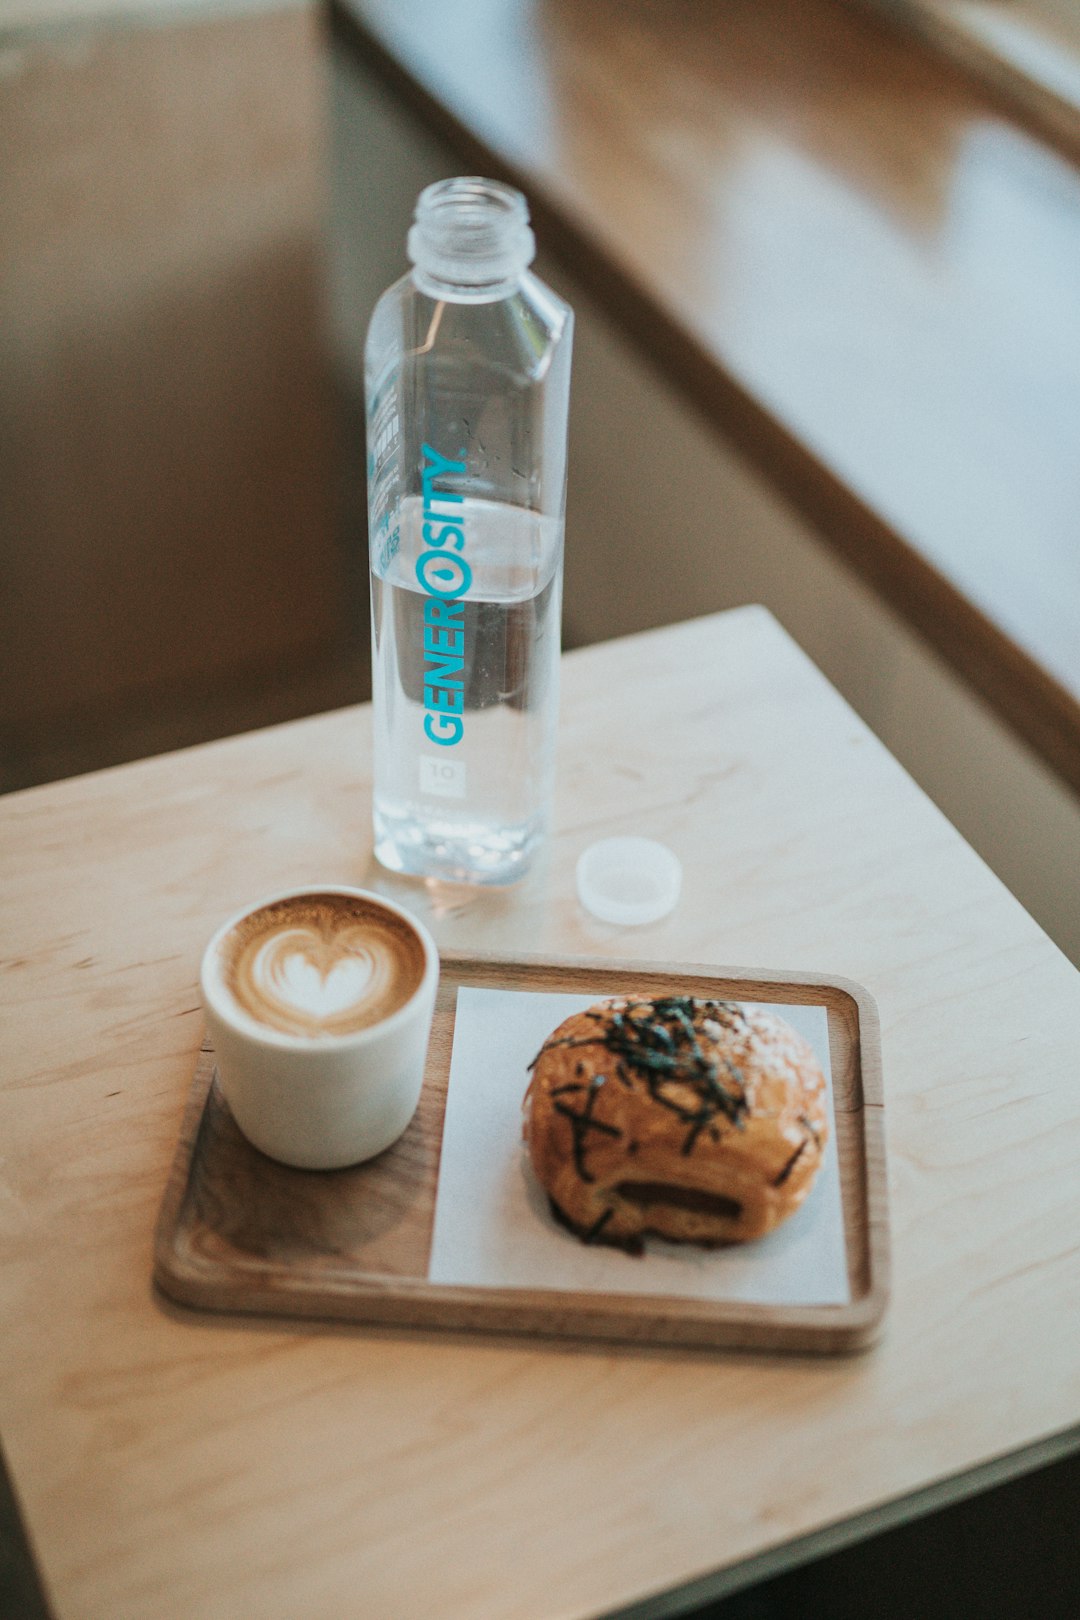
420,755,468,799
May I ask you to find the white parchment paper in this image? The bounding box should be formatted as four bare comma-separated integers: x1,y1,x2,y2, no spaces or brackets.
427,989,851,1306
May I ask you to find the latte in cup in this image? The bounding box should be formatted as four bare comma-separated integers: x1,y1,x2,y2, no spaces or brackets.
200,887,439,1169
216,891,427,1038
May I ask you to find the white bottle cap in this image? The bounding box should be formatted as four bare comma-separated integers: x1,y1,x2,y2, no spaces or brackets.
575,837,682,927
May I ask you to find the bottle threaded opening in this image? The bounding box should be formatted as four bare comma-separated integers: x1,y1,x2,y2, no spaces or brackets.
408,177,535,291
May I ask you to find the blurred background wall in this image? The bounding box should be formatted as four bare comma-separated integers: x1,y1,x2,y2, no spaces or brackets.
327,34,1080,965
2,0,1079,967
0,0,363,791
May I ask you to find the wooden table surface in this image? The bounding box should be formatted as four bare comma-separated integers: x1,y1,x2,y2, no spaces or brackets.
330,0,1080,795
2,608,1080,1620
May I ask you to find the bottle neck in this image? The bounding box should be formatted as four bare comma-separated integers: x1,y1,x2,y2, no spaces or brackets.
407,177,535,303
409,264,528,303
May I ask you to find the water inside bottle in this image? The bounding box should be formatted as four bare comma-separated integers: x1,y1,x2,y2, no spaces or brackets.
370,495,562,884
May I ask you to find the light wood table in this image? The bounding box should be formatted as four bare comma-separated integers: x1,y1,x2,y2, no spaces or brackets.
2,607,1079,1620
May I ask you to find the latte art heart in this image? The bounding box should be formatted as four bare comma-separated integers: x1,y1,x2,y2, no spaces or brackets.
220,893,427,1037
261,934,376,1019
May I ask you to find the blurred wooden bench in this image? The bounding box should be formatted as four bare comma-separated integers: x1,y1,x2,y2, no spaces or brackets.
330,0,1080,798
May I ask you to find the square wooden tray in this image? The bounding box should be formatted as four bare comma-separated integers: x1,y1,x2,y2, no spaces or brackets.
154,953,889,1353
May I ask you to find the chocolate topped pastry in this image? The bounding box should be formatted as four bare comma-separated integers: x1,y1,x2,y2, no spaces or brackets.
522,996,828,1251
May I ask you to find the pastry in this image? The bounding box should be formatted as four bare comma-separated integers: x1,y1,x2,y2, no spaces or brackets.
523,995,828,1251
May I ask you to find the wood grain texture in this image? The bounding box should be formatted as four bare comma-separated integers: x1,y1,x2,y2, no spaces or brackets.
2,607,1080,1620
155,956,888,1353
330,0,1080,794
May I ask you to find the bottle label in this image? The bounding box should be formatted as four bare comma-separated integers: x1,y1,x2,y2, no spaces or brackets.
368,381,401,576
416,443,470,751
420,754,468,799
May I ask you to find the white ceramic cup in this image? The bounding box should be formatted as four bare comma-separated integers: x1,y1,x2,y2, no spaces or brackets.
199,886,439,1170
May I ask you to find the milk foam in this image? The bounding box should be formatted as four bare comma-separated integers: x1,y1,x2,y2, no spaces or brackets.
214,893,426,1038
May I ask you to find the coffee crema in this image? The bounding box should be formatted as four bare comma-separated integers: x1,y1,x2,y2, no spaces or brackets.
218,892,427,1037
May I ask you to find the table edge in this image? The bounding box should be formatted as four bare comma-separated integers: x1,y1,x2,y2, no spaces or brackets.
599,1423,1080,1619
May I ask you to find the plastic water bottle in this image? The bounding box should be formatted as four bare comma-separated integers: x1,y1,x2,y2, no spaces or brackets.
365,177,573,884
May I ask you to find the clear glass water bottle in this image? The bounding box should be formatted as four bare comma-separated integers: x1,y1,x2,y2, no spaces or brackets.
365,177,573,884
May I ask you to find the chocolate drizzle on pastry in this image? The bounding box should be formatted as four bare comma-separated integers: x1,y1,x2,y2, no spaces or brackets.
548,1196,625,1248
614,1181,744,1220
551,1074,621,1184
524,994,830,1254
547,1188,742,1257
531,995,749,1181
772,1138,809,1187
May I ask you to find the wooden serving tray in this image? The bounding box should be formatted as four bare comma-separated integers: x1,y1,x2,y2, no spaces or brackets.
155,953,889,1353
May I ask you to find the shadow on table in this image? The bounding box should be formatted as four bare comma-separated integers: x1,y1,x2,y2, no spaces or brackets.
0,1443,52,1620
693,1448,1080,1620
